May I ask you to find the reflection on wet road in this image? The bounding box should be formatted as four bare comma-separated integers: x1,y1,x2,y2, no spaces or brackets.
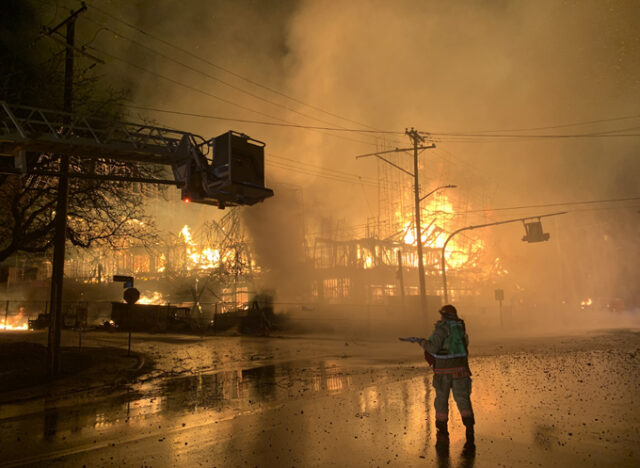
0,332,638,467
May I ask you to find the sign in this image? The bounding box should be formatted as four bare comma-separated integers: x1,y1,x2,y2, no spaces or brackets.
113,275,134,289
494,289,504,301
123,287,140,305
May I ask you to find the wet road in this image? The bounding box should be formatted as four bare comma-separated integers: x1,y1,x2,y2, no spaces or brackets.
0,330,638,467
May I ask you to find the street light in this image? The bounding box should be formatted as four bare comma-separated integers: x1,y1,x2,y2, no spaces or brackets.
355,131,453,325
440,211,567,303
420,184,457,203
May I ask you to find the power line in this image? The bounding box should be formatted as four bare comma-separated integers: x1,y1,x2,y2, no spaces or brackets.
12,14,393,189
269,154,382,184
27,0,640,145
124,104,403,135
266,160,380,187
107,98,640,142
307,202,640,239
83,0,396,137
440,114,640,134
80,15,390,145
83,43,382,148
569,204,640,213
421,130,640,141
36,0,385,146
429,196,640,215
267,161,373,185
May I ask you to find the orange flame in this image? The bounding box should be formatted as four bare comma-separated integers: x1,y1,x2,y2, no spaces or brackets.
179,225,222,270
137,291,165,305
397,193,484,270
0,319,29,331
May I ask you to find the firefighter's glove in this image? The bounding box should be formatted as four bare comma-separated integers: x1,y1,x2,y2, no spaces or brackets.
399,337,422,344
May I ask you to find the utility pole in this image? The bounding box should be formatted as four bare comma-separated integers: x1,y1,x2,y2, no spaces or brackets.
0,5,272,379
406,128,428,321
355,129,442,326
46,2,87,378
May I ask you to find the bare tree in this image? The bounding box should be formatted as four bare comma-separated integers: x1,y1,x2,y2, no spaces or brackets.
0,153,160,262
0,0,162,263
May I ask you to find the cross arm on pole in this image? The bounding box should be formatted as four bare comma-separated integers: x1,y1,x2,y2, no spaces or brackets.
354,145,436,178
355,148,414,158
369,154,414,177
43,33,106,64
416,143,436,155
46,2,87,35
355,145,436,160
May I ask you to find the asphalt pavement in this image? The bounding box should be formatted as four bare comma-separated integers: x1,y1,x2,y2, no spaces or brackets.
0,328,638,467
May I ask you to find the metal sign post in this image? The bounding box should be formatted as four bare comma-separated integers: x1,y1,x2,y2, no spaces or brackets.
114,276,139,356
495,289,505,327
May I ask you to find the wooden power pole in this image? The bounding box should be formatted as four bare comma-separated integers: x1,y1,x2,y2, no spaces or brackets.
406,128,428,323
46,2,87,378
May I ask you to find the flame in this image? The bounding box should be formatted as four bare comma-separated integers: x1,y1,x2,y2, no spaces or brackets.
580,298,593,307
492,257,509,277
0,318,29,331
137,291,165,305
157,253,166,273
179,225,222,270
356,245,374,269
398,193,484,271
180,225,193,243
202,247,221,268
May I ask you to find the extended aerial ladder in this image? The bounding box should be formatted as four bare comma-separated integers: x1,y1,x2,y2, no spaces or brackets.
0,101,274,207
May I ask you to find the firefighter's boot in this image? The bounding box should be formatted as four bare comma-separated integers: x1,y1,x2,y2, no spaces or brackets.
462,416,475,451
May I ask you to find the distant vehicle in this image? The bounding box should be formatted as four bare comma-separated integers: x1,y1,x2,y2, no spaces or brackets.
28,314,49,330
28,310,85,330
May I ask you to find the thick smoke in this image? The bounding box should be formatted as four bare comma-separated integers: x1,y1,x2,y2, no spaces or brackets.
240,184,309,304
281,0,640,327
76,0,639,331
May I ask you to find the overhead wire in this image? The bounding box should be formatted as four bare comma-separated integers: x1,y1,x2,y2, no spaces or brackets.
28,0,399,191
122,104,404,134
74,42,400,186
28,0,640,145
79,14,390,146
82,0,401,139
266,160,379,187
308,199,640,238
83,42,388,148
421,130,640,141
426,196,640,216
269,153,382,184
37,0,387,147
33,0,640,214
440,114,640,134
46,0,640,145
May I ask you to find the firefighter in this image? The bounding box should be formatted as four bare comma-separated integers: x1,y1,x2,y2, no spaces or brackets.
400,304,475,450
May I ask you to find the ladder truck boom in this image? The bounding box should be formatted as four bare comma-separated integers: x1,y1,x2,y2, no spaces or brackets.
0,101,274,208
